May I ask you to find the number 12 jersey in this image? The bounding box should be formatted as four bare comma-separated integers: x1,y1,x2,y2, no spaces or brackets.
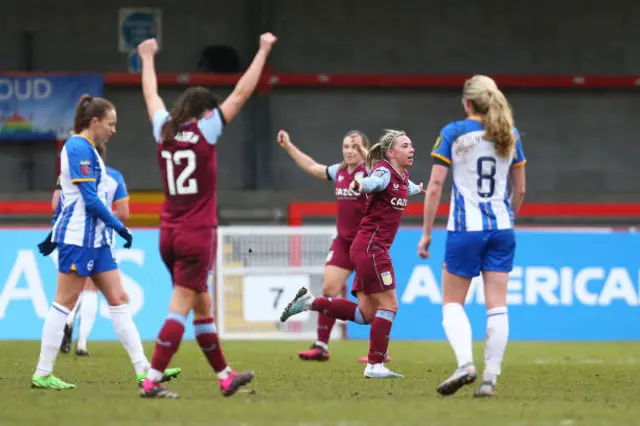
431,116,526,232
153,108,226,228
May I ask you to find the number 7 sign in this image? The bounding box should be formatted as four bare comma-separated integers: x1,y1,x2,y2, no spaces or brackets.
242,275,311,322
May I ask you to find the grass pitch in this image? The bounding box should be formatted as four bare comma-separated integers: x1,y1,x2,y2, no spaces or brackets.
1,340,638,426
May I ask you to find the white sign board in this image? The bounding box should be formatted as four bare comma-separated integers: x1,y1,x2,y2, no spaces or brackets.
242,274,311,322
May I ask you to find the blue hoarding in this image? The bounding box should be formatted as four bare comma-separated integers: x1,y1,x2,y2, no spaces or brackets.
0,229,184,340
0,228,637,341
347,228,640,341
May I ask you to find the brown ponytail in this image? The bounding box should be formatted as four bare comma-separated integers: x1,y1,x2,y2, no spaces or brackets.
161,86,219,142
73,94,114,134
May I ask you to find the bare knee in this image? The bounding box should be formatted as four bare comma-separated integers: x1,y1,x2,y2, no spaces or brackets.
482,271,508,310
322,266,350,297
322,280,343,297
442,267,472,305
371,290,399,313
356,293,377,324
55,292,80,310
169,286,198,317
54,273,86,309
193,292,213,321
106,289,128,306
90,271,129,306
360,309,376,324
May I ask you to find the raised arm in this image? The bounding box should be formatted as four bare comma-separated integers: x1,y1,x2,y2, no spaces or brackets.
277,130,331,180
137,38,167,122
219,33,277,124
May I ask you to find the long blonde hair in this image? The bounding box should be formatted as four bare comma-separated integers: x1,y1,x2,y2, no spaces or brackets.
463,75,515,158
366,129,406,170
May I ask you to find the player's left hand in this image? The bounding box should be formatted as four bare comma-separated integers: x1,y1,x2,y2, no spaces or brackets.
117,227,133,249
137,38,159,58
417,233,431,259
277,130,291,149
37,232,57,256
259,32,278,53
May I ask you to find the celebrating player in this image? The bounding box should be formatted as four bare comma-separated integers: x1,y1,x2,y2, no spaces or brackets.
137,32,277,398
57,142,131,356
32,95,180,390
277,129,389,363
280,129,422,378
417,75,526,397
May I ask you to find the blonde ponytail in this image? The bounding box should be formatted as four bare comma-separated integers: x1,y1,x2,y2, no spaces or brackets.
462,75,516,159
366,129,406,170
366,143,384,170
484,89,516,158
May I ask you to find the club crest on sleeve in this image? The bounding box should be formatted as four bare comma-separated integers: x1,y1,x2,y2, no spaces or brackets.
381,271,393,286
354,171,364,181
79,161,91,176
373,169,386,178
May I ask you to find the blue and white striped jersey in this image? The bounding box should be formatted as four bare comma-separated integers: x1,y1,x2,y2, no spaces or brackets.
432,117,526,232
54,166,128,221
103,167,129,207
52,136,115,247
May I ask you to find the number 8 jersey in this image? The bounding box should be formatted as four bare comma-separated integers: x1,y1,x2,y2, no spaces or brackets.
431,116,526,232
153,108,226,228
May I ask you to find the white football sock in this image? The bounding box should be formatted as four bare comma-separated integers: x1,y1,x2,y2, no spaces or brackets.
34,303,70,377
77,290,98,350
66,297,81,327
109,304,149,375
442,303,474,367
483,306,509,383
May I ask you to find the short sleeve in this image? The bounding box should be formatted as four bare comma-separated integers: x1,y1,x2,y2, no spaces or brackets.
357,166,391,193
326,163,341,181
511,129,526,167
370,167,391,189
113,172,129,203
152,109,171,142
431,123,457,165
197,109,225,145
66,140,97,183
